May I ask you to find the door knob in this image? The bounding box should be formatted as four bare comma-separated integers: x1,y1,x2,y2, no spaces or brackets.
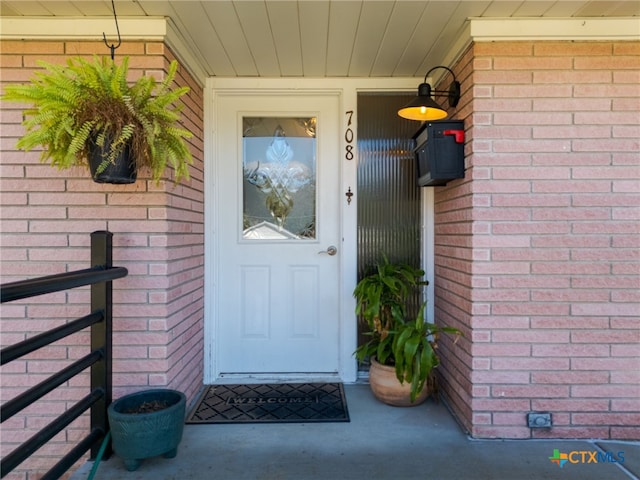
318,245,337,256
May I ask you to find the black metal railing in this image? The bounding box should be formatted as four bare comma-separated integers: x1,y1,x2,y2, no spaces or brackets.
0,230,128,480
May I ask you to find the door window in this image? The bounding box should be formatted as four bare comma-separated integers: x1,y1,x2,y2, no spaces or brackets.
242,117,317,240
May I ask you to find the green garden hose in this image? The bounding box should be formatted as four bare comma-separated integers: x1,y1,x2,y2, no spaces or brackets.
87,431,111,480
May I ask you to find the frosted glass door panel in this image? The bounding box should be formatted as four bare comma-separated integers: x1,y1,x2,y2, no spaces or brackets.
243,117,317,240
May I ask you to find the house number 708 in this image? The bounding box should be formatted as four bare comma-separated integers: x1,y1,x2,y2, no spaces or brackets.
345,110,354,161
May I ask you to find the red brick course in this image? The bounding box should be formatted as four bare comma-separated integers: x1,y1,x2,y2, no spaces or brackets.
0,40,204,478
436,40,640,439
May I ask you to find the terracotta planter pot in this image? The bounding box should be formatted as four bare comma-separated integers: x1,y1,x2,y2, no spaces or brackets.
368,357,429,407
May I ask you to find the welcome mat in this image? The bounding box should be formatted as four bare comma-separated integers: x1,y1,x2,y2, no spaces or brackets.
186,383,350,424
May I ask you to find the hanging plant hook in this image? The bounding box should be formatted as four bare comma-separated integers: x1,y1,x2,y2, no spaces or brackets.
103,0,121,60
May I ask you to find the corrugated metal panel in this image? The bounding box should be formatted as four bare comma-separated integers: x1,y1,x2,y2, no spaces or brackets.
357,93,420,275
356,93,422,352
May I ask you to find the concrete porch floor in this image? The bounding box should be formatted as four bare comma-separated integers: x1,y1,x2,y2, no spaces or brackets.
72,384,639,480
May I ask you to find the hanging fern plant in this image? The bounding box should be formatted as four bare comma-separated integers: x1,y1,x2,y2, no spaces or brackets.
2,55,192,184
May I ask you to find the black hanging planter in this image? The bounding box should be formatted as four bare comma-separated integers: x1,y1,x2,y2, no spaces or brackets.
88,134,137,184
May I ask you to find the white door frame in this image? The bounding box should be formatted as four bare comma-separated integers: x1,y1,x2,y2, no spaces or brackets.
203,78,433,384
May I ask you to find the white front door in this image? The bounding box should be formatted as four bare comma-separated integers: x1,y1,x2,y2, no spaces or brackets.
212,91,341,378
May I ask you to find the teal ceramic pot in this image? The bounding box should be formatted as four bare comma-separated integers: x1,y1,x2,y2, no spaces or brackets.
108,389,186,471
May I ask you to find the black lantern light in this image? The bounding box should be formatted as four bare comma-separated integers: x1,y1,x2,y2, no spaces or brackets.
398,66,461,121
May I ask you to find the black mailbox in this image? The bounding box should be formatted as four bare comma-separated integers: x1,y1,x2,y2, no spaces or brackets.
413,120,465,186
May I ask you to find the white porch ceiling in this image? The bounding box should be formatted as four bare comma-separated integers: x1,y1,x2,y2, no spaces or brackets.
1,1,638,78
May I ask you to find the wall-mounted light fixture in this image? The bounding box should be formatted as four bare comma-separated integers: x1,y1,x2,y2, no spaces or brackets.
397,66,461,121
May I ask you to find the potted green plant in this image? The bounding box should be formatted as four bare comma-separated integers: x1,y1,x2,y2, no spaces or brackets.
354,256,460,406
2,55,192,184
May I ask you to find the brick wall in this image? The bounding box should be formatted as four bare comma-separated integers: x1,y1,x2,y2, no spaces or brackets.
0,40,205,479
436,40,640,439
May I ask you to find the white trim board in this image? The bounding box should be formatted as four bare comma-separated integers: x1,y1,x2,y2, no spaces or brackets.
3,16,635,43
0,17,167,40
468,17,640,41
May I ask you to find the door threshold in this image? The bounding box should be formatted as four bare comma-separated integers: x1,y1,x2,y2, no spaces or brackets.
214,373,343,384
